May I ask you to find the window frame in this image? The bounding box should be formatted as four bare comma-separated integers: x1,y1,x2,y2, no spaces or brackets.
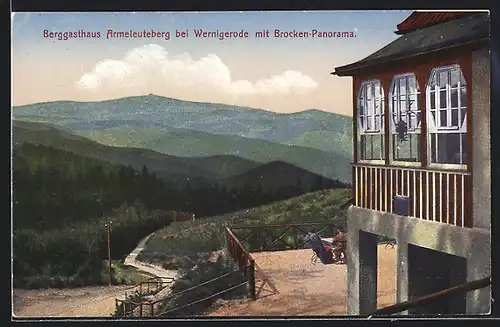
388,73,422,167
425,64,468,170
356,79,386,164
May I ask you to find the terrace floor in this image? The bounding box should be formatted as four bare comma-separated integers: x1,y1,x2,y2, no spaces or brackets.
206,245,397,316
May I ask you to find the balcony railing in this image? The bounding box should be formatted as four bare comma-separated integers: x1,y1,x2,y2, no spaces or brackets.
352,163,472,227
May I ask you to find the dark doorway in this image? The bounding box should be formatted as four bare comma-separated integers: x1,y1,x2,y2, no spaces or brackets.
407,244,467,314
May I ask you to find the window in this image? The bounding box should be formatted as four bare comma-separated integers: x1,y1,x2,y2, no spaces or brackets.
426,65,467,165
389,74,421,163
357,80,385,161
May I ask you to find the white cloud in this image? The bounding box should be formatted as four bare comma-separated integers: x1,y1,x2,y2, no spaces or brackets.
77,44,318,96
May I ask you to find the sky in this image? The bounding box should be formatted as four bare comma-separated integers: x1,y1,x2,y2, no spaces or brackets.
11,11,412,116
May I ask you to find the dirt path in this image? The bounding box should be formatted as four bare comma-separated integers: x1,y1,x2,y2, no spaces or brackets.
207,245,397,316
13,233,179,318
123,234,180,280
13,285,134,317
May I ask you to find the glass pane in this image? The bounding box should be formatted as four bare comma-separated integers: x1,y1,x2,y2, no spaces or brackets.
372,135,382,159
374,83,380,98
440,90,447,108
451,89,458,108
430,74,437,88
436,133,462,164
409,94,418,112
450,68,459,88
408,75,418,93
366,100,372,117
439,71,448,88
408,112,417,129
400,98,407,115
391,80,397,96
359,104,364,116
392,134,420,162
360,135,366,160
376,98,383,115
460,87,467,107
367,84,372,99
430,91,436,109
451,108,459,126
460,108,467,128
461,133,468,164
440,110,447,127
431,111,436,124
380,135,385,160
430,133,437,163
367,116,373,130
459,69,466,85
399,78,406,95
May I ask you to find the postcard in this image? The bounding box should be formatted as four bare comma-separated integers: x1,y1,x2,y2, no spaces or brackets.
11,10,491,318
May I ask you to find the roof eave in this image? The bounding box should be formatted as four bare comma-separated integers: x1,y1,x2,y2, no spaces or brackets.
331,38,489,77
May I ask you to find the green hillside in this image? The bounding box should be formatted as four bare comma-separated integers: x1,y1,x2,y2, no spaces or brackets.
12,121,258,183
138,188,351,263
13,121,348,197
12,95,353,163
81,126,351,182
283,130,353,157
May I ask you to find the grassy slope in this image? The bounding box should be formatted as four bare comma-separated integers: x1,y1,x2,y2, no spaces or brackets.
138,188,351,263
283,130,353,157
12,120,260,182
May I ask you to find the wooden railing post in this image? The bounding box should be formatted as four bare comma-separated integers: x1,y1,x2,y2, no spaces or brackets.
249,260,256,300
150,303,154,316
139,303,143,317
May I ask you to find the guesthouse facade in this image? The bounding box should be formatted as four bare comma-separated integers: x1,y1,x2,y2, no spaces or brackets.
331,11,491,315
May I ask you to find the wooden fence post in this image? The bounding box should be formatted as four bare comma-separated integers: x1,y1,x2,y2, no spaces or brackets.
248,260,256,300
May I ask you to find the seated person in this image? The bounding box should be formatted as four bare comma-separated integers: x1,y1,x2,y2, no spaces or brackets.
332,231,347,263
306,232,334,265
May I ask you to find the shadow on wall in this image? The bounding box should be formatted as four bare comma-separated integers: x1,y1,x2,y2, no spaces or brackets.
435,223,491,314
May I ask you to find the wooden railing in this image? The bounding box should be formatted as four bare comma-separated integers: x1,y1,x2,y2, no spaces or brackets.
228,221,345,252
352,163,472,227
369,276,491,316
226,227,256,300
115,269,251,317
115,277,175,317
155,268,250,317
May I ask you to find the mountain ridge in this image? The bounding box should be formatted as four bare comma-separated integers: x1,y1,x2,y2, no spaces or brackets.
13,95,348,117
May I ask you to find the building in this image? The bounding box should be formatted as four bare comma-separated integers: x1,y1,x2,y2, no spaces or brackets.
331,11,490,315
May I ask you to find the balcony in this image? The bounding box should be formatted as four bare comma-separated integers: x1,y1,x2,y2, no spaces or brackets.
352,163,472,227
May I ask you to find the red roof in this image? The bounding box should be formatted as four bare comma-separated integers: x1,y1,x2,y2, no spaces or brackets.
396,11,474,34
